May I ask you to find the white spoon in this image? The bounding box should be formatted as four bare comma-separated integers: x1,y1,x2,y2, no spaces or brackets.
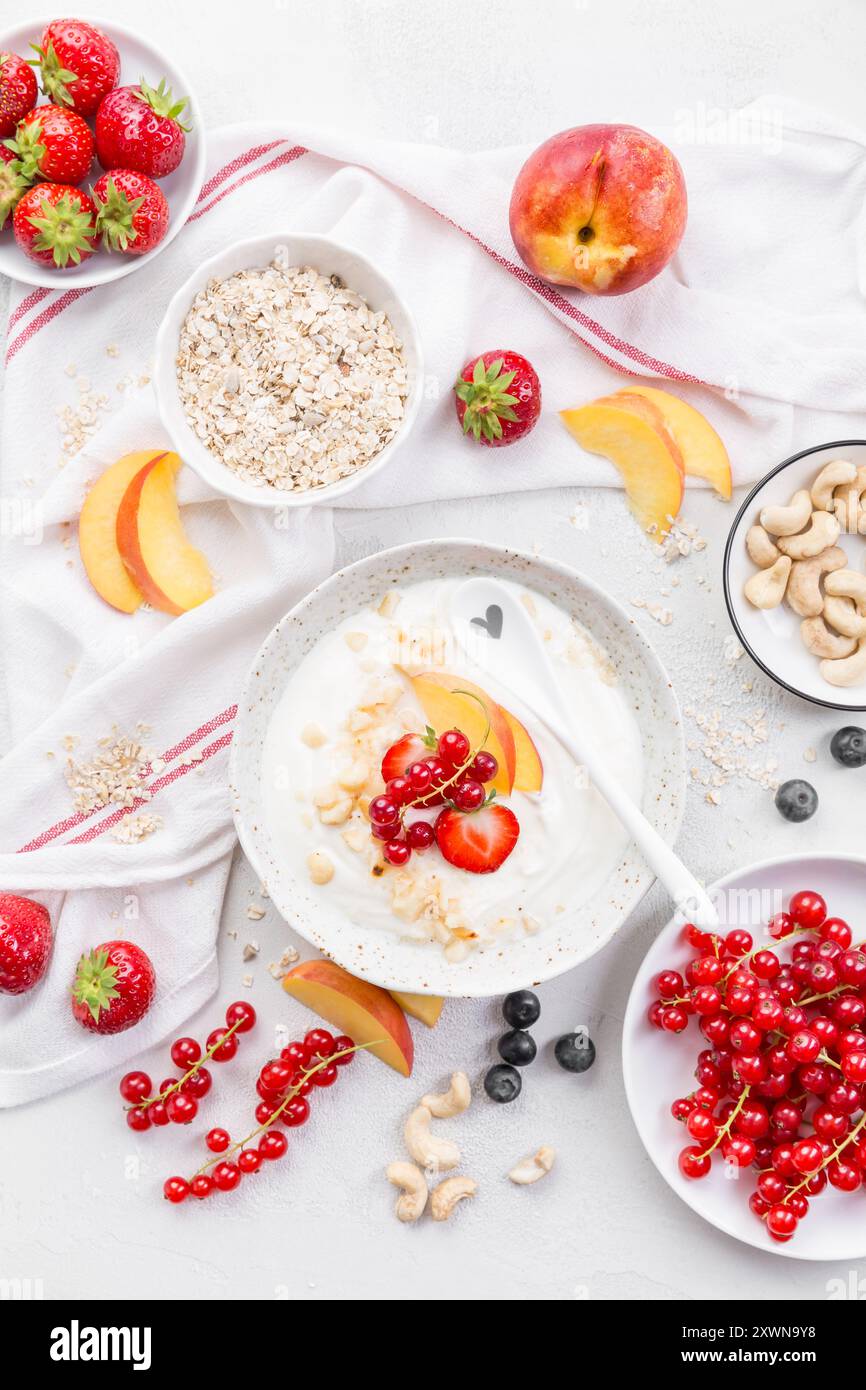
450,576,719,930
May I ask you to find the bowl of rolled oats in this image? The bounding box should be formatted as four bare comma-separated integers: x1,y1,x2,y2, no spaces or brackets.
154,233,423,507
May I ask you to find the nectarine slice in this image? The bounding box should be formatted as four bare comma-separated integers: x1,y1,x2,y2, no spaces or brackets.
560,398,684,537
390,991,444,1028
410,672,515,795
502,708,544,792
283,959,414,1076
613,386,732,499
116,455,213,616
78,450,175,613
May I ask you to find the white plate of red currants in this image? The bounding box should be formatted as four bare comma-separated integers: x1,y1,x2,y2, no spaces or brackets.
623,852,866,1260
0,15,205,287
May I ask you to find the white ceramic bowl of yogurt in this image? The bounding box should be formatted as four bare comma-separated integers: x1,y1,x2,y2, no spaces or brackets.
229,540,687,996
153,232,423,508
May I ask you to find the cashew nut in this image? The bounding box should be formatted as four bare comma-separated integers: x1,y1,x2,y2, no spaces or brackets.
785,546,847,618
420,1071,471,1119
385,1161,428,1222
403,1105,461,1173
777,510,840,559
306,850,334,885
430,1175,477,1221
825,569,866,609
746,525,779,568
508,1145,556,1185
821,639,866,688
760,489,812,537
824,595,866,640
811,459,856,511
833,466,866,533
800,616,857,660
744,555,791,609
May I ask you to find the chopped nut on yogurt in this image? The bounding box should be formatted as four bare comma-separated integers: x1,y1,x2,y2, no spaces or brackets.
307,850,334,885
301,723,327,749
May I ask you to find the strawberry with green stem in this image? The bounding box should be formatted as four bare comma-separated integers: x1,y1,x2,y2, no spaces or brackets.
71,940,155,1034
0,144,31,229
30,19,119,116
0,51,37,138
454,349,542,447
93,169,169,255
13,182,97,267
96,79,191,179
6,103,94,184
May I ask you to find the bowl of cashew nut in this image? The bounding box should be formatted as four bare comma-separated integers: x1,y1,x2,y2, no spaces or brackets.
724,440,866,709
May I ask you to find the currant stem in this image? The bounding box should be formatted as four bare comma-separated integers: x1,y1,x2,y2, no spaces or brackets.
782,1107,866,1205
698,1083,752,1159
130,1015,244,1112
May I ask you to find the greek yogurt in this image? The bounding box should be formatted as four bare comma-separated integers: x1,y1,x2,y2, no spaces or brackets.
262,576,644,958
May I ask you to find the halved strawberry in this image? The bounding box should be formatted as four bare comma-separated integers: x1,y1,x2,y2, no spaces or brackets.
435,803,520,874
380,730,435,784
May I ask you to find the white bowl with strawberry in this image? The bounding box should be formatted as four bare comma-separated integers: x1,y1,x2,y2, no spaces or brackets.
229,539,686,997
0,15,205,286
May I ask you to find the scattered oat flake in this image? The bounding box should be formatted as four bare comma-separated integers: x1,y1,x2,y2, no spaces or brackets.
246,904,266,921
112,813,163,844
64,727,157,813
804,747,817,763
242,941,260,962
268,946,300,980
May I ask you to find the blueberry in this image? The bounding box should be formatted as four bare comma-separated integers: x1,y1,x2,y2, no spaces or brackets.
484,1063,522,1103
831,726,866,768
497,1029,537,1067
502,989,540,1029
555,1031,596,1073
774,779,818,823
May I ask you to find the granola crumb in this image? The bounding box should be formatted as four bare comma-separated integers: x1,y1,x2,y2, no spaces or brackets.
64,727,157,813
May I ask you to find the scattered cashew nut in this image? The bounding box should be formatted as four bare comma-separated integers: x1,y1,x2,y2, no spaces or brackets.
821,639,866,688
811,459,856,511
777,510,840,560
800,616,857,660
744,555,791,609
508,1145,556,1185
420,1071,472,1119
746,524,779,568
824,595,866,640
760,489,812,536
833,466,866,533
403,1105,461,1173
785,546,847,618
430,1175,477,1221
825,569,866,609
385,1161,428,1223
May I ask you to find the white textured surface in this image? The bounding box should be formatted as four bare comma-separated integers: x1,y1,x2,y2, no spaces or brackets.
3,0,866,1302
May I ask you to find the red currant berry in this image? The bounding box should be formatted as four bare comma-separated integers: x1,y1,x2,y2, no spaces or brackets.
722,1135,756,1167
386,776,413,806
820,917,852,948
281,1040,312,1070
305,1028,335,1058
791,1137,824,1174
766,1204,798,1240
238,1148,262,1174
780,1006,807,1036
281,1096,310,1126
770,1102,803,1138
207,1027,239,1062
734,1053,767,1086
166,1092,197,1125
813,1105,848,1140
424,756,449,786
729,1019,762,1054
842,1050,866,1083
406,820,435,851
369,795,400,827
661,1005,689,1034
225,1000,257,1033
259,1130,288,1161
786,1029,820,1065
828,1159,861,1192
691,985,722,1017
832,995,866,1026
686,1109,716,1142
678,1144,712,1179
163,1176,190,1204
158,1077,179,1097
438,729,470,767
750,1192,771,1218
789,890,827,930
752,950,780,981
839,950,866,988
206,1127,231,1154
671,1096,696,1121
752,997,783,1032
772,1143,797,1176
786,1192,809,1219
838,1029,866,1056
768,911,795,940
190,1175,213,1199
119,1070,152,1104
407,761,432,794
726,985,755,1017
798,1062,830,1095
826,1081,861,1115
452,778,485,812
312,1062,338,1086
182,1067,212,1099
149,1101,170,1126
256,1100,279,1125
467,749,499,783
757,1170,787,1203
735,1099,770,1140
170,1037,201,1069
656,969,684,999
383,839,411,866
260,1060,293,1093
648,1000,665,1028
725,928,753,957
701,1014,730,1046
812,1016,839,1049
126,1106,151,1132
212,1162,241,1192
809,959,839,993
688,956,724,986
332,1034,355,1064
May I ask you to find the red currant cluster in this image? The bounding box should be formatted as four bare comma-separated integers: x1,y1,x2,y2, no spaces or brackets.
119,1000,256,1130
371,725,499,867
162,1027,359,1202
650,889,866,1243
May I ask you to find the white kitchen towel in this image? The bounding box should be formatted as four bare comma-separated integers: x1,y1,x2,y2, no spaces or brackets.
1,99,865,1103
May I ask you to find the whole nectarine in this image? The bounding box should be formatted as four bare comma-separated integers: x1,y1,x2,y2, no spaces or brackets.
509,123,687,295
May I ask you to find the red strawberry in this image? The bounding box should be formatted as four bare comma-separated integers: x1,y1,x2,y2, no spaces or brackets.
0,143,30,228
31,19,119,116
13,182,97,267
0,894,53,995
454,350,541,446
96,80,190,179
71,940,156,1034
93,169,169,255
7,103,94,184
0,51,38,138
381,730,436,784
435,803,520,873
